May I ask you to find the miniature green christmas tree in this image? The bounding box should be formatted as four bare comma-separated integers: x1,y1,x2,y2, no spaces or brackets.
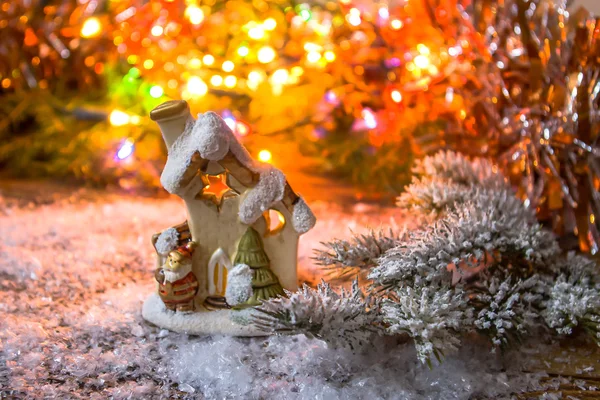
234,227,285,307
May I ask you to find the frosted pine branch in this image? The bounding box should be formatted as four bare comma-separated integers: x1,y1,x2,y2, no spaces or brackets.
383,285,472,364
542,253,600,343
371,188,560,288
412,150,506,187
252,280,384,351
470,276,540,348
314,229,404,279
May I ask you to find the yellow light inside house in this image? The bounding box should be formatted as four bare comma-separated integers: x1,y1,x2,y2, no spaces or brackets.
248,26,265,40
202,54,215,66
81,17,102,38
413,54,430,69
185,5,205,25
263,18,277,30
187,76,208,96
271,69,289,85
257,46,276,63
237,46,249,57
306,51,321,63
143,59,154,69
109,110,130,126
417,44,430,55
390,19,403,30
258,149,272,163
222,60,234,72
149,85,164,98
391,90,402,103
224,75,237,88
324,51,336,62
210,75,223,86
187,57,202,68
151,25,163,36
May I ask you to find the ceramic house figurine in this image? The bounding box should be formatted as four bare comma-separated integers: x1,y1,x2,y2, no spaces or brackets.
142,100,316,335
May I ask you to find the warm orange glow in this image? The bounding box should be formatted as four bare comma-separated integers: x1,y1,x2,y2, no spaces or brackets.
258,149,272,163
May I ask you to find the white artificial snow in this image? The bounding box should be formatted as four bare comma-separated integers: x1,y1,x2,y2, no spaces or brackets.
225,264,253,306
160,112,314,233
0,189,571,398
142,293,264,336
154,227,179,255
291,197,317,234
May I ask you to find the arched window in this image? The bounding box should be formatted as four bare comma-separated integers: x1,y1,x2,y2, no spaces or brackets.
263,209,286,236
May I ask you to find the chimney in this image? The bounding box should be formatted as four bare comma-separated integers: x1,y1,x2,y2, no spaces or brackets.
150,100,193,148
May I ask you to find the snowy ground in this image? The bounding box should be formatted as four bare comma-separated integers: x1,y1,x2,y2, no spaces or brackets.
0,184,585,399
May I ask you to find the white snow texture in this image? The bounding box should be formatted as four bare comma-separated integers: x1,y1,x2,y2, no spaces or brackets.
154,227,179,255
160,112,314,233
291,197,317,233
225,263,254,306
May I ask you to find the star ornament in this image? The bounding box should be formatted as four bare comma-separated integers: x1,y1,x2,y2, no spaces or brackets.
196,172,239,211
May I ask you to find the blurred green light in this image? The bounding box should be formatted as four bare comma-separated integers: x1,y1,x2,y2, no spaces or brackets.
299,9,312,21
128,67,141,78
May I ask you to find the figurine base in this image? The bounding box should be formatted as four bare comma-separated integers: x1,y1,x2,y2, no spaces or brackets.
142,293,265,336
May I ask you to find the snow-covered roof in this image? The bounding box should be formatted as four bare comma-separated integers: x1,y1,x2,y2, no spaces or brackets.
160,112,316,234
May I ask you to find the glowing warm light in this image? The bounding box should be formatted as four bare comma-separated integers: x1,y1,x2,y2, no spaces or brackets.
417,44,430,55
109,110,130,126
81,17,102,38
149,85,164,98
237,46,249,57
210,75,223,86
224,116,236,131
222,61,234,72
188,58,202,68
117,139,135,160
224,75,237,88
306,51,321,63
248,70,264,83
304,42,322,52
291,66,304,76
390,19,403,30
187,76,208,96
324,51,336,62
248,26,265,40
378,7,389,19
413,54,430,69
271,69,289,85
202,54,215,65
258,149,272,163
185,5,205,25
236,121,250,136
346,9,361,26
151,25,163,36
143,59,154,69
263,18,277,30
362,108,377,129
247,70,265,90
130,115,141,125
391,90,402,103
257,46,276,63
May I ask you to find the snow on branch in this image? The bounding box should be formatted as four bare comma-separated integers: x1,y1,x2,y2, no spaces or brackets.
313,229,405,279
252,280,384,351
382,285,471,364
251,150,600,364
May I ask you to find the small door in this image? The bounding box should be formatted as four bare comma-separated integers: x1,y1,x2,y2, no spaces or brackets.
207,248,232,296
